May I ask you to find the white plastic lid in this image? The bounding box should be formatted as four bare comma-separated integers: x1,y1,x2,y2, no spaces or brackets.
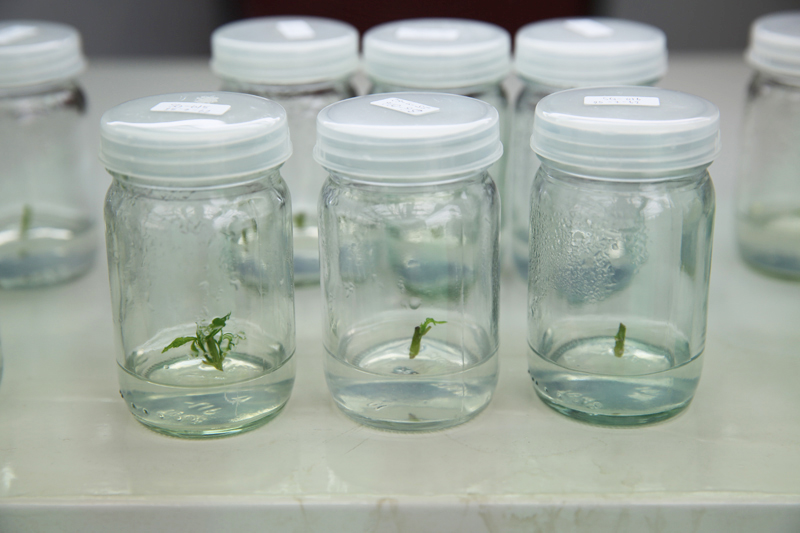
211,16,359,85
100,92,292,182
515,18,667,87
314,93,502,180
363,19,511,89
530,87,720,176
746,11,800,78
0,21,86,88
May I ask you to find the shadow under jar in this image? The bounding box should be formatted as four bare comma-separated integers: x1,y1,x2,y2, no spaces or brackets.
736,11,800,279
0,21,96,288
527,87,720,426
509,18,667,280
211,16,358,285
101,92,296,438
315,93,503,431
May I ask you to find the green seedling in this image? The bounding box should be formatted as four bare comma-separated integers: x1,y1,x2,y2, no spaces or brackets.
614,323,626,358
409,318,446,359
19,204,32,238
294,212,306,229
162,313,245,371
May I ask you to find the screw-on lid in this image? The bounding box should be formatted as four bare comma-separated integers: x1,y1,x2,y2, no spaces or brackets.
515,18,667,88
363,19,511,89
0,21,86,88
211,16,359,85
100,92,292,183
314,92,502,180
746,11,800,78
530,87,720,177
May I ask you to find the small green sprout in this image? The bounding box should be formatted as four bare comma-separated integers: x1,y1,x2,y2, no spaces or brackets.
19,204,32,239
294,212,306,229
614,323,626,358
409,317,446,359
162,313,245,372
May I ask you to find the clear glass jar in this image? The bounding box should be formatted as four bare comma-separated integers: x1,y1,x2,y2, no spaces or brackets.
736,11,800,278
212,17,358,285
0,21,95,288
315,93,503,431
509,18,667,279
101,92,296,438
363,19,510,201
527,87,719,426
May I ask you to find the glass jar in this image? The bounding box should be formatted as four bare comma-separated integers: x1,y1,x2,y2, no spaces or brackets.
101,92,296,438
363,19,510,202
736,11,800,278
211,16,358,285
315,93,503,431
0,21,95,288
527,87,719,426
510,18,667,279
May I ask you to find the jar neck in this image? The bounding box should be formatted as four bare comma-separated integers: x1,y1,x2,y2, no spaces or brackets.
109,167,284,194
538,159,711,187
751,70,800,89
0,78,80,99
369,79,504,98
327,168,491,189
518,75,660,96
220,77,353,97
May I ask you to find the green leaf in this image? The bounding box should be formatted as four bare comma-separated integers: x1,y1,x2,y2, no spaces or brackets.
19,204,32,238
614,323,626,358
161,336,197,353
162,313,239,371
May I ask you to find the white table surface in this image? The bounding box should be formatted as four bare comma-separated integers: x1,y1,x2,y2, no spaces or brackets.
1,55,799,533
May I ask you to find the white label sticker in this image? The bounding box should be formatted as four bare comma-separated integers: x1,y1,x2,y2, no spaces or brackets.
0,25,38,45
277,20,316,40
584,96,660,107
564,19,614,38
370,97,440,116
150,102,231,115
395,26,460,41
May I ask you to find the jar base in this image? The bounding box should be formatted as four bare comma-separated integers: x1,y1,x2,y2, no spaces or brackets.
334,400,488,432
131,401,288,439
739,248,800,280
535,391,691,426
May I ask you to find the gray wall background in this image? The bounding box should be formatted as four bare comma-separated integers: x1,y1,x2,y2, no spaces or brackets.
1,0,798,55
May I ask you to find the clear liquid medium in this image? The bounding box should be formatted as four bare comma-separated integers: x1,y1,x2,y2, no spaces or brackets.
0,210,95,288
326,333,497,432
737,209,800,279
529,332,701,426
118,325,294,438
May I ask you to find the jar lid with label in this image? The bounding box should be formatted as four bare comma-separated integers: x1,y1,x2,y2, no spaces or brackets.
0,20,86,88
211,16,359,85
363,19,511,89
530,87,720,176
100,92,292,183
515,18,667,87
746,11,800,79
314,92,502,180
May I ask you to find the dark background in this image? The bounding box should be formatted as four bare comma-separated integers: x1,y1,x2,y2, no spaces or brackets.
0,0,798,56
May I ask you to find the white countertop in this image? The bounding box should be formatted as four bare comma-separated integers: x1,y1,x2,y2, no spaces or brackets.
0,55,799,533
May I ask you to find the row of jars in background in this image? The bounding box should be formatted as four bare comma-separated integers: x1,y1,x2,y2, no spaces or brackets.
3,14,799,291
